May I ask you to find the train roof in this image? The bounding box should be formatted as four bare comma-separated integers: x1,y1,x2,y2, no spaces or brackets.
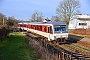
29,22,66,25
18,22,67,25
45,22,66,25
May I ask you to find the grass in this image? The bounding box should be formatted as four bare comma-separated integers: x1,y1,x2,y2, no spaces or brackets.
0,32,41,60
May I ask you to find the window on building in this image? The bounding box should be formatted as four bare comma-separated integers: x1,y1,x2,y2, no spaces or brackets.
79,23,87,26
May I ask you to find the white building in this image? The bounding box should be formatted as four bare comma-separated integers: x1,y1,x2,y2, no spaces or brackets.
68,14,90,29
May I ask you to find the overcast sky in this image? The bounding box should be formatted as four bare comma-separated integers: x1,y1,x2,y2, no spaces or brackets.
0,0,90,20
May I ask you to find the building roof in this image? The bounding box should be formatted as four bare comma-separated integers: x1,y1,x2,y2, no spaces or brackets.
78,18,90,20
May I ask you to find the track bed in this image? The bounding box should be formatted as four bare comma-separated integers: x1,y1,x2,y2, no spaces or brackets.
25,32,90,60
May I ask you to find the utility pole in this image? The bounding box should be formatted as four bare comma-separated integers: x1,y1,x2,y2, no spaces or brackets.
3,17,4,25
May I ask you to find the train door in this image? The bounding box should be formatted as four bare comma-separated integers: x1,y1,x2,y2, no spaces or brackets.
48,26,53,41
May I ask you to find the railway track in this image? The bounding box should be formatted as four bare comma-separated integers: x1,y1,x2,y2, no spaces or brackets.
51,41,90,59
60,44,90,58
25,32,90,60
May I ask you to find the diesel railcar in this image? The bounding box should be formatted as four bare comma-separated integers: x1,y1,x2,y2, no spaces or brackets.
18,22,68,43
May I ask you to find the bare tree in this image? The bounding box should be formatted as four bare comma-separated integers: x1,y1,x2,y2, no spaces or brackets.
0,13,8,25
56,0,80,25
30,10,43,22
51,16,61,22
7,16,19,26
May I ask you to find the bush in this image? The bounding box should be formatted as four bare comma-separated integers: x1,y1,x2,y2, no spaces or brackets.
0,26,10,40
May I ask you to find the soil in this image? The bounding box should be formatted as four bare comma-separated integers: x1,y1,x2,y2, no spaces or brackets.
77,41,90,48
70,28,90,49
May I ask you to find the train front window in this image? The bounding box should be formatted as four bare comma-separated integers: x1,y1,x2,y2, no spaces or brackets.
54,25,67,33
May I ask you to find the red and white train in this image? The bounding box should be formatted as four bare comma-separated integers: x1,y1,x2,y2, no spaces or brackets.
18,22,68,43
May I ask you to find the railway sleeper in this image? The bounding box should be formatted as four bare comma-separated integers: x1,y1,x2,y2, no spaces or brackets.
26,32,90,60
83,57,90,60
57,47,85,60
71,57,77,60
72,54,90,60
62,44,90,58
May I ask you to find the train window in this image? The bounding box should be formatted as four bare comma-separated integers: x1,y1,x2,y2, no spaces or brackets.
50,27,52,33
20,25,21,27
32,25,33,29
48,27,52,33
21,25,22,27
44,26,46,32
31,25,33,29
24,24,26,27
36,25,38,30
37,26,39,30
33,25,34,29
35,25,37,30
32,25,34,29
54,25,67,33
40,26,42,31
48,27,50,33
31,25,32,29
37,26,42,31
